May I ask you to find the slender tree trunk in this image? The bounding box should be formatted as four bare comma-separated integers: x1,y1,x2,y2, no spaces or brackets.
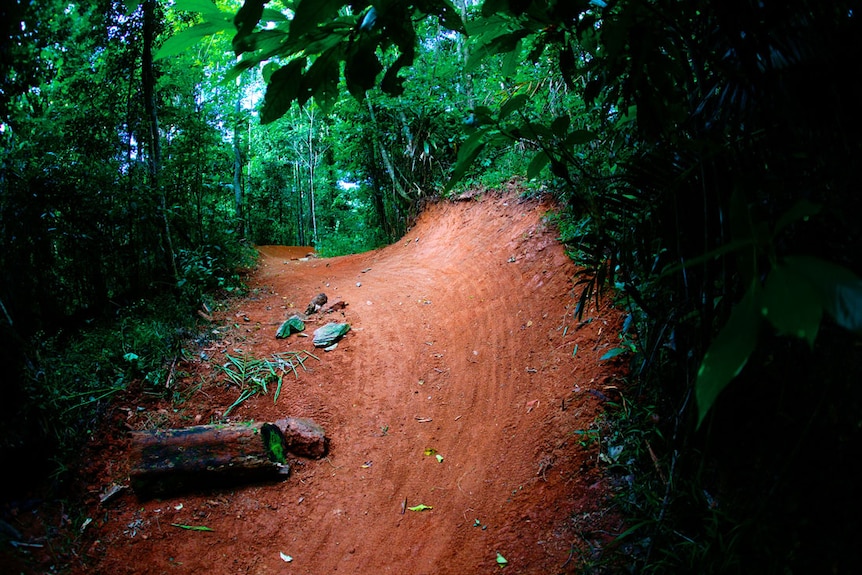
142,0,177,279
295,162,305,245
366,100,408,202
456,0,474,112
305,107,318,245
233,77,244,237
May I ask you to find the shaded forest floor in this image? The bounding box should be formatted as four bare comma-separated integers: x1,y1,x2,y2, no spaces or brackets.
3,187,632,574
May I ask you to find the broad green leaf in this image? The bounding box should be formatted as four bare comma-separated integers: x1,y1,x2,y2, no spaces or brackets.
301,54,340,111
784,256,862,333
501,40,521,77
261,8,288,23
276,315,304,338
444,129,489,192
498,94,527,121
245,29,289,56
155,22,230,60
599,347,626,361
431,0,466,34
659,238,754,278
261,61,279,84
261,422,287,464
496,552,508,566
482,0,512,18
173,0,223,17
303,27,349,55
223,57,257,84
234,0,265,33
774,199,821,236
290,0,343,40
564,129,596,146
761,263,821,347
408,504,433,511
550,114,571,137
526,151,550,180
466,31,528,72
345,42,382,99
124,0,142,16
260,59,306,124
696,281,761,427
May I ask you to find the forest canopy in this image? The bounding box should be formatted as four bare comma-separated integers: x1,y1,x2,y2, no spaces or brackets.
2,0,862,572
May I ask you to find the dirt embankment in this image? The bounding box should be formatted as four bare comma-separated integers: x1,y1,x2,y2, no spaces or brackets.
24,190,629,574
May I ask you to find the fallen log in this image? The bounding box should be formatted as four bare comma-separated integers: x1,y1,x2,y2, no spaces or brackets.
129,417,327,499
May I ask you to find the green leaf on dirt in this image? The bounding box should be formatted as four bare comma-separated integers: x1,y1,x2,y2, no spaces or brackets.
599,347,626,360
276,315,305,338
496,552,508,566
261,422,287,464
423,448,436,456
170,523,213,531
435,454,444,463
408,504,433,512
312,322,351,347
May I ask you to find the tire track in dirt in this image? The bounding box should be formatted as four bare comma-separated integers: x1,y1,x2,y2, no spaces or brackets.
81,190,627,575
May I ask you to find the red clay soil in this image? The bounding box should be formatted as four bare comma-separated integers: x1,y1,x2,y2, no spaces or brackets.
15,189,631,574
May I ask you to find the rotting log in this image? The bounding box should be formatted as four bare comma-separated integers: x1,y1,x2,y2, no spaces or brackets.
129,417,327,499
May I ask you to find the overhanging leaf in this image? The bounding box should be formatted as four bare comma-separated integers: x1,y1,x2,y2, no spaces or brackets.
260,59,306,124
345,42,382,99
761,263,822,347
498,93,528,121
774,199,821,236
173,0,224,18
444,129,489,192
526,150,550,180
696,280,762,427
432,0,466,33
784,255,862,333
234,0,266,37
290,0,344,40
155,22,230,60
564,129,596,146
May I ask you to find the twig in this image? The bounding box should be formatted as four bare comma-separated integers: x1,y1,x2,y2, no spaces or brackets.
164,356,177,389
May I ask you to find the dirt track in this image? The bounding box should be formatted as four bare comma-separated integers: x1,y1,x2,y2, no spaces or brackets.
70,190,627,574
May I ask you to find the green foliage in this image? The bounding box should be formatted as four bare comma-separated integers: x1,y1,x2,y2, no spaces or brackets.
3,0,861,571
11,296,193,478
227,0,465,122
216,351,319,417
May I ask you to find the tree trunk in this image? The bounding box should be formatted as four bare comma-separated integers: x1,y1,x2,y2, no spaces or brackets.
129,417,327,499
366,100,408,202
142,0,178,279
233,78,244,237
306,106,318,245
456,0,474,112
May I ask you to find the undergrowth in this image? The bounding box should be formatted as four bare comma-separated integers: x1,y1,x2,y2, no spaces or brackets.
2,252,256,494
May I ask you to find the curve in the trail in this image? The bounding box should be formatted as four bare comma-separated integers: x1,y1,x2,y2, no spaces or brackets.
85,190,626,575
